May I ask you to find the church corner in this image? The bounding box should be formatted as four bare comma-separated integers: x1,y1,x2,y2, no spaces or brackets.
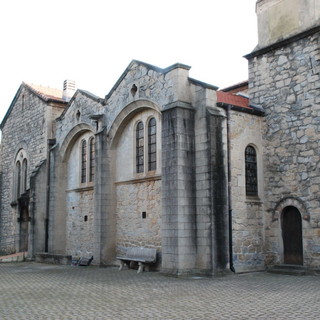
1,0,320,276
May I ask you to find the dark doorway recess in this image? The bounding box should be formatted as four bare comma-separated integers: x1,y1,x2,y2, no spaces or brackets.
18,191,30,252
281,206,303,265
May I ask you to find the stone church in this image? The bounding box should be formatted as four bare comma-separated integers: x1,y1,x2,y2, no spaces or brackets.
0,0,319,275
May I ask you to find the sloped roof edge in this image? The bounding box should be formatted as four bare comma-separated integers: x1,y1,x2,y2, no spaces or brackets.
24,82,65,103
216,91,265,116
188,77,219,91
57,89,104,121
0,82,68,130
104,60,191,101
0,83,24,130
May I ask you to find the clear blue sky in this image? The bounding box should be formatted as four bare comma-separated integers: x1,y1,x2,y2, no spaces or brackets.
0,0,258,123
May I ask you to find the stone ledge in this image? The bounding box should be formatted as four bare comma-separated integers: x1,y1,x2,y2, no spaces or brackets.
35,253,72,265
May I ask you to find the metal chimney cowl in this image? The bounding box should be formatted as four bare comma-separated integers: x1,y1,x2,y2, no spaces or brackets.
62,80,76,102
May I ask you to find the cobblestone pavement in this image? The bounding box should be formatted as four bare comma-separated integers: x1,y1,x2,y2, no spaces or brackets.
0,262,320,320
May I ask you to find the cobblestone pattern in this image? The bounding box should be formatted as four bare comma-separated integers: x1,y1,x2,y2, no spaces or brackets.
1,262,320,319
249,31,320,268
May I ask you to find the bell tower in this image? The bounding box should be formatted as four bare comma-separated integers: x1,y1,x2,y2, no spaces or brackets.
256,0,320,49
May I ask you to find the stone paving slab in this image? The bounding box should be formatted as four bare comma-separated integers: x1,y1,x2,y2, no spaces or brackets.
0,262,320,319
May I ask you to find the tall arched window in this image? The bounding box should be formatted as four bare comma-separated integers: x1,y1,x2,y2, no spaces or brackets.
148,117,157,171
21,159,28,193
81,140,87,183
89,137,95,182
136,121,144,173
15,161,21,199
245,145,258,196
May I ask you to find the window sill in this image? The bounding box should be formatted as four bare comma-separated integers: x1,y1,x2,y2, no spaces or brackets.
116,174,161,185
245,196,263,204
66,185,94,193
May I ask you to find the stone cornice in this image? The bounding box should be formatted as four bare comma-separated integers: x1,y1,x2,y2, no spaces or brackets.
245,25,320,59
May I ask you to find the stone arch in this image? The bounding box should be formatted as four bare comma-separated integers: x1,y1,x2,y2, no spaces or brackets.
273,197,310,222
59,123,95,162
55,123,96,258
108,99,161,149
13,141,29,165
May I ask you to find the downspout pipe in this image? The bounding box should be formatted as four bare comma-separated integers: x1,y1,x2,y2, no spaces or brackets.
45,138,56,252
226,105,235,273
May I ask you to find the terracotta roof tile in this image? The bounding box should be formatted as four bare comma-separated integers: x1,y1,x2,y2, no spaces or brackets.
24,82,64,102
216,91,251,110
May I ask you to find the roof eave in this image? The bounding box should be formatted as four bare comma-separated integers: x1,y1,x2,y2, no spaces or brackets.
217,102,265,116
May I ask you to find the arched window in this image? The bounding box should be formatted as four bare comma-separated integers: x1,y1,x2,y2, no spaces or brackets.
81,140,87,183
136,121,144,173
148,117,157,171
15,161,21,198
245,145,258,196
89,137,95,182
21,159,28,193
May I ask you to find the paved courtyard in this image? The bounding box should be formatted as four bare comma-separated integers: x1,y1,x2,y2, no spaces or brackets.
0,262,319,319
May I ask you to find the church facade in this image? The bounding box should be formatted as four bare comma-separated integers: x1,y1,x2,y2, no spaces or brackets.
0,0,319,275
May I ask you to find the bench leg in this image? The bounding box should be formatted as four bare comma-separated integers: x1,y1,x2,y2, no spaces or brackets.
137,262,144,273
119,260,125,271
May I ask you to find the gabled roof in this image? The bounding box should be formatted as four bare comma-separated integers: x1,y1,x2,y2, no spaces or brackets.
0,82,67,130
216,90,265,116
57,89,104,121
104,59,192,101
25,82,65,102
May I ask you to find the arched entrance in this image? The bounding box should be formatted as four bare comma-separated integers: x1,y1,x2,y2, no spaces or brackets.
281,206,303,265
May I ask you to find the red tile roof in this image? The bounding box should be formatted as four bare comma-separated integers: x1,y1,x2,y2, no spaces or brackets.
24,82,65,102
216,91,250,110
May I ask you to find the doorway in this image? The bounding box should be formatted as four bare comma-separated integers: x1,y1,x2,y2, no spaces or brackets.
18,192,30,252
281,206,303,265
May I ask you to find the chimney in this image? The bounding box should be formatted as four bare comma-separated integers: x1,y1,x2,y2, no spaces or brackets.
62,80,76,101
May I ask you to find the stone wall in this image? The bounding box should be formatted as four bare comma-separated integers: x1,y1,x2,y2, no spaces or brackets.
116,179,161,253
65,189,94,257
29,160,47,255
256,0,320,49
161,105,197,274
50,92,101,258
248,30,320,268
229,110,265,272
0,86,63,254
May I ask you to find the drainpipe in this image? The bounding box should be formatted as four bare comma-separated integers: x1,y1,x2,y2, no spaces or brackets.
226,105,235,273
45,138,56,252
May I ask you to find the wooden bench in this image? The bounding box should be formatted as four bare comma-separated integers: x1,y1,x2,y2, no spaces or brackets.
116,247,157,273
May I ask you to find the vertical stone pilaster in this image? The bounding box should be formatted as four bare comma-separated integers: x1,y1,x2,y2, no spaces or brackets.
207,109,229,272
95,129,116,264
161,102,196,274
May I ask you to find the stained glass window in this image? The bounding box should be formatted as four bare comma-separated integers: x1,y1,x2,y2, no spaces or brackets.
81,140,87,183
148,118,157,171
245,145,258,196
136,121,144,173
